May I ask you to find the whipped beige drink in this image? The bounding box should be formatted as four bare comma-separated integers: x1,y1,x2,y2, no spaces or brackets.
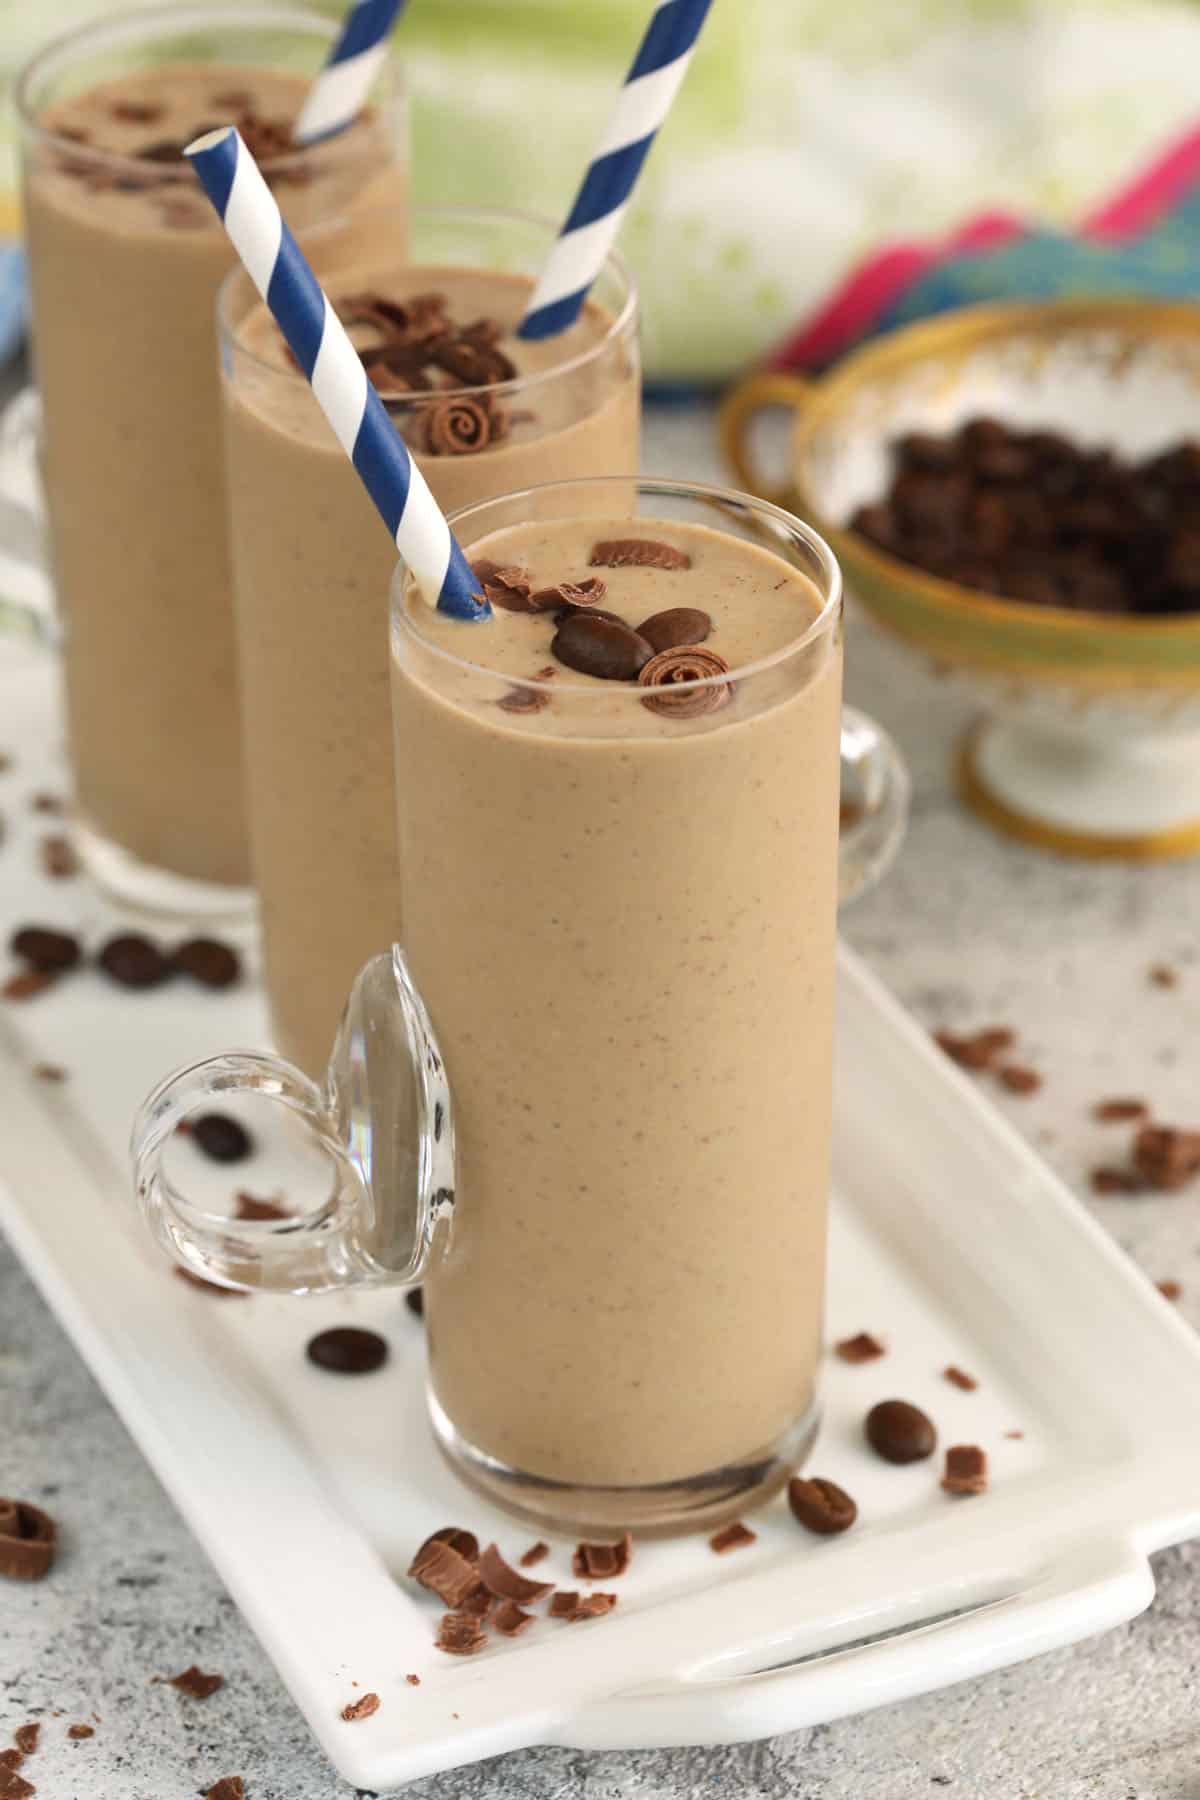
19,15,406,903
222,218,639,1072
392,500,842,1511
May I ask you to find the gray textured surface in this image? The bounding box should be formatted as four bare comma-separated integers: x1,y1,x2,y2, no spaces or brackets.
3,406,1200,1797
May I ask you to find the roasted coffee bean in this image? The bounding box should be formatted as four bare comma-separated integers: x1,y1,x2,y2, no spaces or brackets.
98,932,173,989
635,606,712,652
405,1286,424,1319
173,937,241,989
551,613,654,681
865,1398,937,1464
306,1327,389,1375
788,1475,857,1535
553,605,626,627
10,926,81,973
190,1113,253,1164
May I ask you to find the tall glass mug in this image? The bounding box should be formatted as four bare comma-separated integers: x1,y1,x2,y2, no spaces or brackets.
17,3,407,916
219,209,640,1075
133,479,907,1535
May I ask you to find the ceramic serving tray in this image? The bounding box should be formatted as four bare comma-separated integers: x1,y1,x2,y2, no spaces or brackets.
2,642,1200,1792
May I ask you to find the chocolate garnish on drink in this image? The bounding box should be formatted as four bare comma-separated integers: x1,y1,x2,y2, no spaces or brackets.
638,646,731,719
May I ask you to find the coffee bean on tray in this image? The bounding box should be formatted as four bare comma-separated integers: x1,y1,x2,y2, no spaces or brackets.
865,1398,937,1464
98,932,173,989
788,1475,857,1535
551,613,654,681
10,925,81,973
190,1113,253,1164
306,1327,389,1375
173,937,241,989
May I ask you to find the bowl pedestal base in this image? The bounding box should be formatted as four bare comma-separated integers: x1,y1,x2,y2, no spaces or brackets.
959,717,1200,860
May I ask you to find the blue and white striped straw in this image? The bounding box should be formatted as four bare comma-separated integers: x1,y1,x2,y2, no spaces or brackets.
186,128,485,620
518,0,713,341
294,0,406,146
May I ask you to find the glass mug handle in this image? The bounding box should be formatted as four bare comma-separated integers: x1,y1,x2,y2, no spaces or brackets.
132,713,908,1295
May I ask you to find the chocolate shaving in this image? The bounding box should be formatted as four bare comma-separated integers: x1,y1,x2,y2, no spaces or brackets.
638,646,732,719
164,1665,224,1700
204,1780,244,1800
529,577,608,613
12,1729,38,1757
1158,1279,1183,1301
435,1612,488,1656
709,1521,757,1554
3,970,57,1003
1089,1166,1143,1195
0,1769,34,1799
1134,1124,1200,1190
477,1542,553,1604
405,1673,421,1686
480,566,534,611
0,1753,22,1773
571,1531,632,1580
0,1499,56,1581
492,1597,535,1636
998,1063,1041,1095
943,1365,978,1391
340,1692,380,1721
933,1027,1014,1070
423,396,499,457
834,1331,885,1363
548,1589,617,1620
942,1444,988,1495
66,1725,93,1740
589,538,692,570
457,1585,493,1619
1094,1098,1149,1123
518,1541,549,1568
430,1527,479,1562
408,1536,483,1609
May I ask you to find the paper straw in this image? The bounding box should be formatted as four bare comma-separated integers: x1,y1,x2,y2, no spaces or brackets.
294,0,406,145
518,0,714,340
186,128,485,620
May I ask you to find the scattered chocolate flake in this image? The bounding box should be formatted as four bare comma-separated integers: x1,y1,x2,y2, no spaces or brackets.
943,1365,978,1391
2,970,56,1003
787,1475,857,1535
405,1673,420,1686
341,1692,380,1721
469,558,503,585
435,1612,488,1656
190,1113,253,1163
66,1725,93,1740
518,1541,549,1568
1134,1124,1200,1190
204,1780,244,1800
998,1063,1042,1095
164,1665,224,1700
638,646,732,719
40,834,79,879
32,1064,67,1084
429,1527,480,1562
1004,1429,1025,1439
12,1728,38,1757
10,925,81,973
405,1287,424,1319
408,1537,483,1609
492,1597,535,1635
30,792,63,814
552,612,654,681
0,1768,34,1799
477,1542,553,1604
635,606,713,652
97,932,172,989
834,1331,885,1364
234,1192,288,1223
523,578,606,615
572,1531,632,1580
942,1444,988,1495
457,1585,493,1620
1093,1098,1149,1123
865,1399,937,1464
1150,964,1179,988
496,684,550,715
709,1522,757,1554
174,1266,247,1297
1089,1166,1143,1195
423,396,501,456
548,1591,579,1617
173,937,241,989
0,1753,21,1773
589,538,692,571
307,1324,386,1375
933,1027,1014,1070
479,566,534,611
0,1500,56,1581
1158,1278,1183,1302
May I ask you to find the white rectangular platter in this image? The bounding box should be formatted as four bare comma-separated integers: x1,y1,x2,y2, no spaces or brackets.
3,641,1200,1793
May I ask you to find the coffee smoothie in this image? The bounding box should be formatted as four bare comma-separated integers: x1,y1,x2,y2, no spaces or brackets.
222,221,639,1073
392,505,842,1501
20,17,406,902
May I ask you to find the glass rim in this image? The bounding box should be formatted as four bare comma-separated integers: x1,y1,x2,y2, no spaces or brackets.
15,0,404,178
219,203,639,407
393,476,844,697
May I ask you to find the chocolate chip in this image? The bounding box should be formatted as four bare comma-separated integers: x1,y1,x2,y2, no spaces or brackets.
933,1026,1013,1070
552,613,654,681
998,1063,1041,1095
204,1780,244,1800
405,1673,420,1686
66,1724,93,1740
3,970,57,1003
518,1541,549,1568
10,926,81,973
98,932,172,989
787,1475,857,1535
477,1543,553,1604
943,1365,978,1391
0,1769,34,1799
589,538,692,570
1157,1278,1183,1302
492,1597,535,1635
1094,1098,1149,1122
306,1327,388,1375
941,1444,988,1495
635,606,712,652
834,1331,885,1363
709,1521,757,1553
408,1537,482,1609
172,937,240,989
340,1692,380,1721
1150,963,1179,988
571,1531,632,1580
1134,1124,1200,1190
435,1612,488,1655
164,1665,224,1699
12,1728,38,1757
638,646,732,718
190,1113,253,1164
0,1499,56,1581
865,1399,936,1464
405,1287,424,1319
1089,1165,1142,1195
234,1192,288,1222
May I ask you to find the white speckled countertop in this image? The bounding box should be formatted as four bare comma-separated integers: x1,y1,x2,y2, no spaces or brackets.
2,404,1199,1800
